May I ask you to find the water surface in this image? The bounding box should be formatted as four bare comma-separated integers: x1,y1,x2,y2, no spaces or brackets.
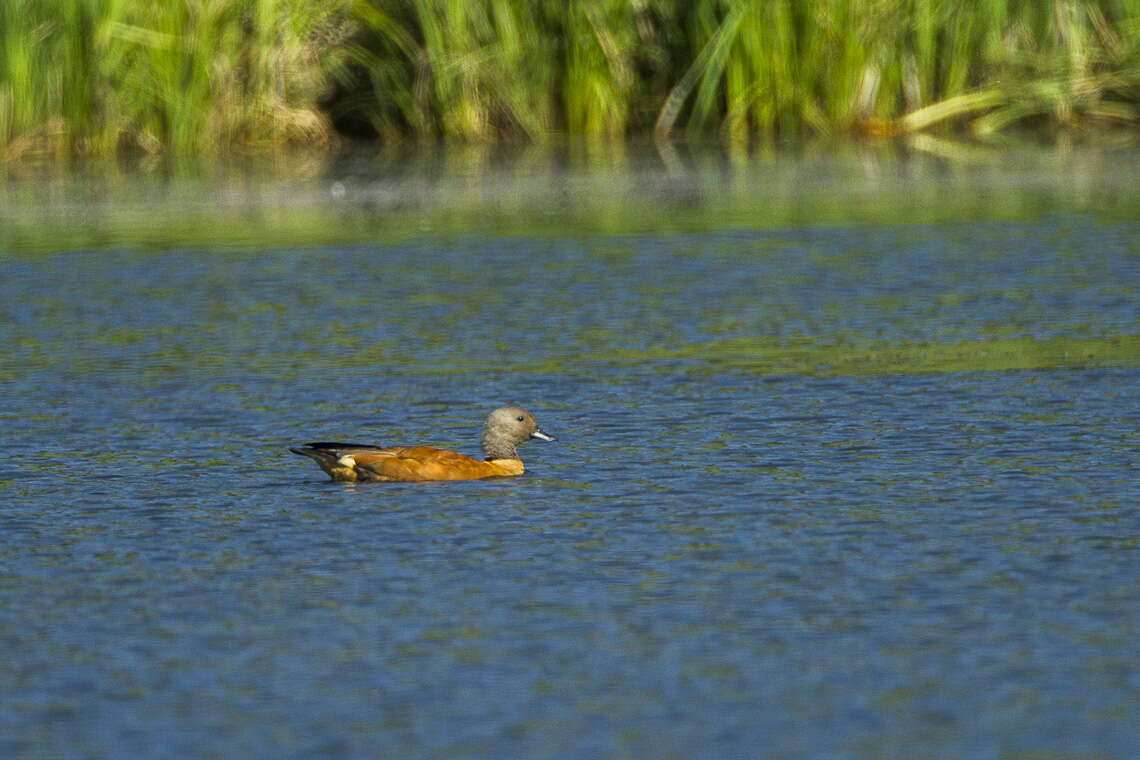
2,145,1140,758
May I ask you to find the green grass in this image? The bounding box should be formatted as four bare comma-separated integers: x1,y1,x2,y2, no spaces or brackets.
3,0,1140,157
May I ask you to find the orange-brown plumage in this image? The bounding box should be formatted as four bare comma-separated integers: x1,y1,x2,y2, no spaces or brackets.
290,406,555,482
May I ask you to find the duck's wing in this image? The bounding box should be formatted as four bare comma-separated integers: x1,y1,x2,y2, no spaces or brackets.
290,442,393,462
291,443,508,482
289,442,397,481
354,446,502,481
299,441,388,452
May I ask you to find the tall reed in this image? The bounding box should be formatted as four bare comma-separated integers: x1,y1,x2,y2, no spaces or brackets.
315,0,1140,141
2,0,1138,157
1,0,338,158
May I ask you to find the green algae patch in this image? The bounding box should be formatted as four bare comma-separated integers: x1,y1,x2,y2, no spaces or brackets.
203,334,1140,378
644,334,1140,376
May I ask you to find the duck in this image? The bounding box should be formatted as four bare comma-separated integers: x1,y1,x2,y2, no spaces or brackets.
290,406,557,482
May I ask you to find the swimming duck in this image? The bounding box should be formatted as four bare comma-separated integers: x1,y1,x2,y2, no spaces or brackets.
290,406,557,482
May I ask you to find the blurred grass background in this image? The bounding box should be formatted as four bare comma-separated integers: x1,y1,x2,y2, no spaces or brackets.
2,0,1139,159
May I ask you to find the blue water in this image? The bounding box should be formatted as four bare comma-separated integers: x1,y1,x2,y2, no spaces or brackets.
2,162,1140,758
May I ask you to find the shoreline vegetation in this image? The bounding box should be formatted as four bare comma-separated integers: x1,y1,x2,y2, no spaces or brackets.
2,0,1140,160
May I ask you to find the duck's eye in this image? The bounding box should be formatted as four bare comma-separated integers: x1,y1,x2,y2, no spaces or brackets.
516,415,525,422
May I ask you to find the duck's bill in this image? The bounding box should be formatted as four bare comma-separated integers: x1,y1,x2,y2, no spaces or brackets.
531,428,557,442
